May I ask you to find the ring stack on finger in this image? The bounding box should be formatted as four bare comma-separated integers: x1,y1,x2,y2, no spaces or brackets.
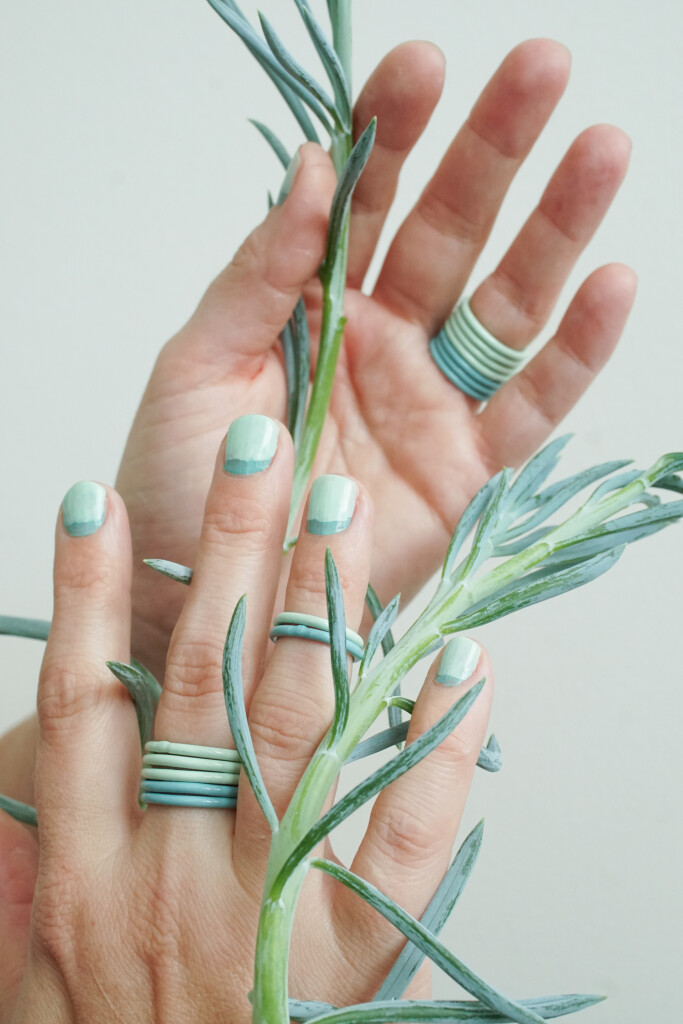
269,612,365,661
139,740,242,808
430,296,527,400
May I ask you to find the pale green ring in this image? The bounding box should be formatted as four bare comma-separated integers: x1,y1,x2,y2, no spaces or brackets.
145,740,241,762
143,752,242,772
273,612,363,649
141,767,241,784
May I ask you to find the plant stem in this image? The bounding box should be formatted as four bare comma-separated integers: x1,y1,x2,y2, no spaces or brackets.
252,863,308,1024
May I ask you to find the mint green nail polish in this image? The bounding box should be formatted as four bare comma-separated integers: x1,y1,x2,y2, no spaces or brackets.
62,481,107,537
224,415,279,476
307,475,358,535
277,149,302,205
436,636,481,686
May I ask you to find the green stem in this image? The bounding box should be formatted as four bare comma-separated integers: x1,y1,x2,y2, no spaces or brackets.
285,129,352,547
252,864,308,1024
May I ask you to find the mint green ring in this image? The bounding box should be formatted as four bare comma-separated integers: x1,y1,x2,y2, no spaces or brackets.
273,612,363,649
141,767,241,784
145,740,241,762
269,623,364,662
140,792,237,809
459,297,527,364
143,752,240,772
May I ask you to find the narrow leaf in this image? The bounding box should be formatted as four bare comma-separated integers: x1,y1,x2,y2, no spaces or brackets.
375,820,485,999
143,558,193,585
0,616,50,640
312,859,549,1024
259,12,338,128
207,0,324,140
477,734,502,773
446,548,624,632
507,435,572,509
107,660,161,749
326,0,352,91
442,477,499,579
280,319,299,437
323,119,376,276
222,596,278,831
362,587,401,734
291,296,311,447
655,472,683,495
583,468,642,507
386,696,415,714
293,0,351,126
460,469,513,578
274,681,484,887
0,794,37,828
325,549,349,750
345,725,499,774
249,118,291,168
294,992,606,1022
543,500,683,566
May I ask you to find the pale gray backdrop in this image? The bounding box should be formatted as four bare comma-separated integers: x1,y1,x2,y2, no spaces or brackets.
1,0,681,1018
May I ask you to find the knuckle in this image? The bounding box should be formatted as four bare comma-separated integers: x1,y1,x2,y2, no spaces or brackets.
249,692,330,761
370,802,437,867
54,559,117,602
37,662,116,728
201,496,275,552
164,637,223,701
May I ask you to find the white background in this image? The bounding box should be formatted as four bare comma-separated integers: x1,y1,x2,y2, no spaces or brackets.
1,1,681,1018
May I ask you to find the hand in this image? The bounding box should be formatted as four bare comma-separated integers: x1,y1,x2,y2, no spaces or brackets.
0,422,493,1022
116,39,634,681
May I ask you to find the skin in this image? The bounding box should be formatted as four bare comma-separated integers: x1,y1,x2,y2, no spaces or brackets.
0,35,635,1014
0,434,493,1022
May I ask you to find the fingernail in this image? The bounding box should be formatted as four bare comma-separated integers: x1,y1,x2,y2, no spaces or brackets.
436,636,481,687
62,481,107,537
224,414,279,476
277,149,302,205
307,475,358,535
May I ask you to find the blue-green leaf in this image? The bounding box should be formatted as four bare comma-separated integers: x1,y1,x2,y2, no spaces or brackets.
258,12,338,129
206,0,323,140
655,472,683,495
0,794,37,828
274,681,484,888
312,859,549,1024
386,696,415,714
544,500,683,565
249,118,291,168
0,616,50,640
291,297,311,447
323,118,376,278
293,0,351,126
143,558,193,585
280,319,299,438
345,725,500,773
222,596,278,832
507,435,572,510
460,469,513,577
442,477,500,579
375,820,485,999
362,587,401,734
325,549,349,750
325,0,352,91
107,660,161,749
292,992,606,1022
582,468,642,507
477,734,502,773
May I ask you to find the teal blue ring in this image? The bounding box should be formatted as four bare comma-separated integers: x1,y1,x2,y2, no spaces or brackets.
430,334,497,400
141,780,238,796
139,791,237,809
269,623,364,662
433,333,499,394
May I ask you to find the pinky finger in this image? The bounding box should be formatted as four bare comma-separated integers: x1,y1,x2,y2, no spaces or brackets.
478,263,638,468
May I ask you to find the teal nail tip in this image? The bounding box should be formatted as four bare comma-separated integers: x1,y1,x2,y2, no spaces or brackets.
307,475,358,536
435,636,481,686
61,481,106,537
224,414,278,476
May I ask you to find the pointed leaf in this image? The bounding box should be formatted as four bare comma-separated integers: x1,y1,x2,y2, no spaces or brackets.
323,119,376,278
442,476,499,579
293,0,351,126
477,734,502,773
259,12,338,128
107,660,161,749
345,725,497,773
362,587,401,734
294,992,606,1022
545,500,683,565
583,468,642,507
274,681,484,887
326,0,352,91
0,794,37,828
280,320,299,437
291,296,311,446
375,820,485,999
460,470,513,578
0,616,50,640
507,435,572,509
249,118,291,168
222,596,278,831
386,696,415,715
655,472,683,495
312,859,548,1024
143,558,193,585
325,549,349,750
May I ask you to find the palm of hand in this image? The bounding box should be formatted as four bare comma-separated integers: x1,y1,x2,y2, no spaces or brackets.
118,38,634,677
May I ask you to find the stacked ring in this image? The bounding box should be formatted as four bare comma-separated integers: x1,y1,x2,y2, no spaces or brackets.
139,740,242,809
269,612,364,662
430,297,527,400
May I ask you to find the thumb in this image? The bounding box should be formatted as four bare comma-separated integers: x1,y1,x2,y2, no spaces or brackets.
0,813,38,1020
180,142,337,364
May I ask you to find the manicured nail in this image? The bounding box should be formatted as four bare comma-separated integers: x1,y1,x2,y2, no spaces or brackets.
307,475,358,535
224,414,279,476
436,636,481,686
277,149,302,204
62,481,107,537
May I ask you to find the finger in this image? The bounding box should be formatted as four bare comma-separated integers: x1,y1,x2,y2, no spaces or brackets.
0,814,38,1019
334,638,493,973
373,38,571,332
478,263,638,467
35,483,136,852
0,715,39,806
170,142,337,366
467,124,631,348
347,41,446,290
234,475,372,868
153,417,293,757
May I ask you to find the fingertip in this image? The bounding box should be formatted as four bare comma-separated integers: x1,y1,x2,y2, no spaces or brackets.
505,37,572,93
